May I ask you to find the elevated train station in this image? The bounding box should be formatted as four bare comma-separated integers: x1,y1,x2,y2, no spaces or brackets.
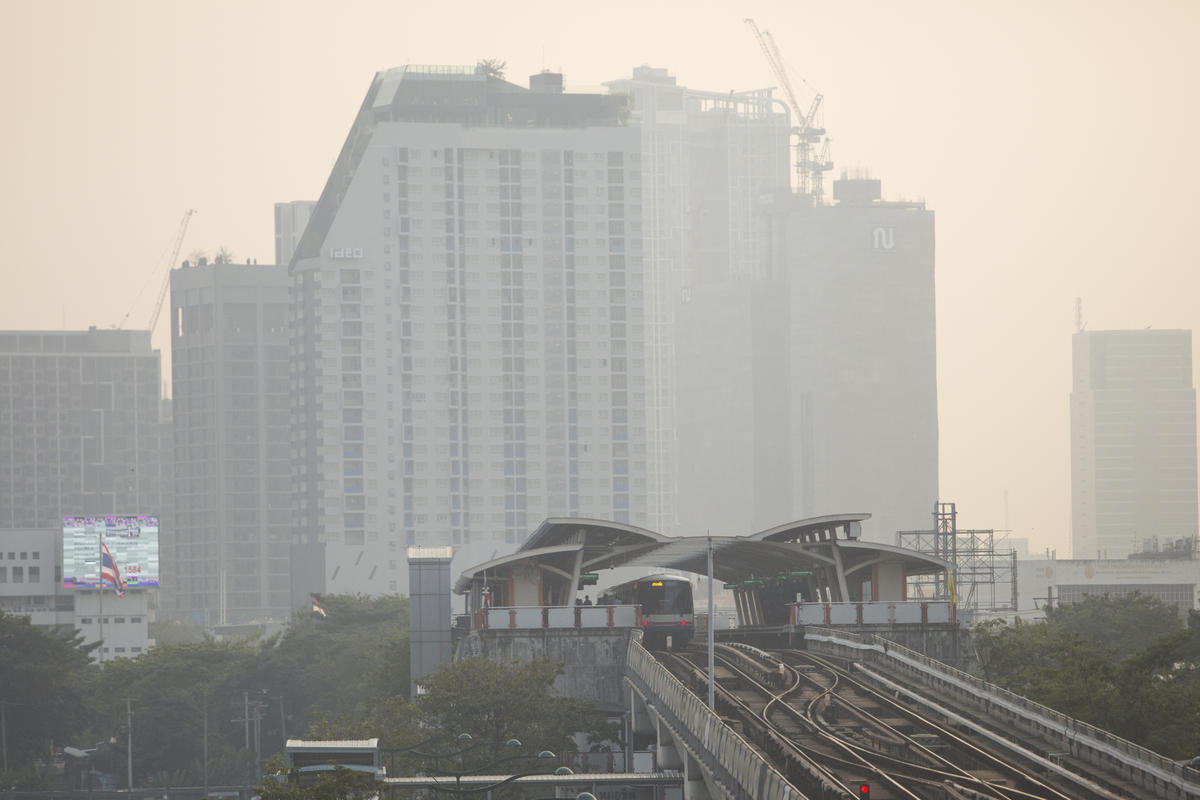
454,514,956,632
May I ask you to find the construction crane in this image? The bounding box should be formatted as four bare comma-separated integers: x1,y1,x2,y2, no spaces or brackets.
117,209,195,334
745,19,833,203
149,209,195,333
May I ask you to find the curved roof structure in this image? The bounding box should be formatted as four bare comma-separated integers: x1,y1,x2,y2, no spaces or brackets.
454,515,952,601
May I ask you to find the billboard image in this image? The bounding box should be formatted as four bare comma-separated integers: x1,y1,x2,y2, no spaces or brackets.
62,515,160,589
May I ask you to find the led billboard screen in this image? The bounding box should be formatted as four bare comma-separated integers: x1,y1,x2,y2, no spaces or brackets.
62,515,160,589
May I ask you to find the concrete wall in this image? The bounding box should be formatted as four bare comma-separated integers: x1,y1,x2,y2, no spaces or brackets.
409,549,453,695
456,628,630,712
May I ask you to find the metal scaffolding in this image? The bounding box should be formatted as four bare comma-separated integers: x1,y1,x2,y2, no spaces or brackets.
897,502,1017,614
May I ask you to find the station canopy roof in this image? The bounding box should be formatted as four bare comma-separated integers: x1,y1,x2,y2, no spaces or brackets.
454,515,952,594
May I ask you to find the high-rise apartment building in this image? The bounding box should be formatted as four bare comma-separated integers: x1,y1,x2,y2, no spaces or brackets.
169,261,293,623
290,66,646,593
604,66,791,536
785,177,939,541
1071,329,1198,559
0,329,167,528
275,201,317,267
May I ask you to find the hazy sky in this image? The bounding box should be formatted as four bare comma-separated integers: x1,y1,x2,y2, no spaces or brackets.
3,0,1198,558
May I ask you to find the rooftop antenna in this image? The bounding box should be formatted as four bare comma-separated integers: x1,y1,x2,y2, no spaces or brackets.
1074,297,1084,332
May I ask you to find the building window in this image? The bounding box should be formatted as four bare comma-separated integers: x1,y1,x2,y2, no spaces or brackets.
32,551,39,560
0,567,6,583
131,616,143,623
114,617,126,624
28,566,39,582
132,647,143,653
80,617,93,624
11,567,22,583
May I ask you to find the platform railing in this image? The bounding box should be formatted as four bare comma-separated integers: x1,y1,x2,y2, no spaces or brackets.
790,599,955,625
471,604,641,630
624,634,801,799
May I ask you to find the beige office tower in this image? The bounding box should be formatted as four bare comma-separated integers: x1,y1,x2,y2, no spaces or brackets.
1071,329,1199,559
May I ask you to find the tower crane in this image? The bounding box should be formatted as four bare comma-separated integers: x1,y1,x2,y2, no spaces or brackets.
745,19,833,203
117,209,196,334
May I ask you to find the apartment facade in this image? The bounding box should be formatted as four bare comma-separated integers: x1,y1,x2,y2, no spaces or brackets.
605,66,791,536
0,329,167,528
169,261,293,624
290,66,646,593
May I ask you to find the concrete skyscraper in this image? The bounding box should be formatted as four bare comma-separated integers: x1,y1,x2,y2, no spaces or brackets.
169,260,293,624
1071,329,1198,559
289,65,645,593
0,329,167,528
605,66,791,536
786,177,939,541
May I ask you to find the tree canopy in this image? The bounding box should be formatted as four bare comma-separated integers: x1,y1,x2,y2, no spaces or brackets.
0,611,96,778
475,59,507,80
416,657,600,767
0,594,412,789
973,594,1200,758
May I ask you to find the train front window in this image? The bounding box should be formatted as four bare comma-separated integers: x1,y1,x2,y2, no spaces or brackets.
638,581,693,614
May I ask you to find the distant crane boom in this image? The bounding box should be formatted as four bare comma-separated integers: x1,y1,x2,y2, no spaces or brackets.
746,18,803,128
148,209,195,333
744,18,831,202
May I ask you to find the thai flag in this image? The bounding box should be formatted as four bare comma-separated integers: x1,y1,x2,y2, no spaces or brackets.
100,540,126,597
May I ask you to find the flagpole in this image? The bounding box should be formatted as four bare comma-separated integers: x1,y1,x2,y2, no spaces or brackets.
98,530,104,666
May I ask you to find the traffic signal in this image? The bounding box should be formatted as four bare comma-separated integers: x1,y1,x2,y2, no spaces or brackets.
857,784,870,798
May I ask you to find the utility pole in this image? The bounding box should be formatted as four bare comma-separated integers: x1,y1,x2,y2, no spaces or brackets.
278,695,286,745
2,699,8,774
202,701,209,800
243,691,250,749
125,697,133,791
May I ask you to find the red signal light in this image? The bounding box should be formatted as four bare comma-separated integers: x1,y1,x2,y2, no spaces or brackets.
858,784,870,798
642,621,648,626
680,620,687,625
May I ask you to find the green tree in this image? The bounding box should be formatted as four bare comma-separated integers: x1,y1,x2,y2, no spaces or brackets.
148,618,206,645
1046,592,1181,660
0,611,96,783
416,657,600,767
973,595,1200,757
973,616,1119,726
264,594,411,736
257,762,377,800
475,59,507,80
91,638,262,786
